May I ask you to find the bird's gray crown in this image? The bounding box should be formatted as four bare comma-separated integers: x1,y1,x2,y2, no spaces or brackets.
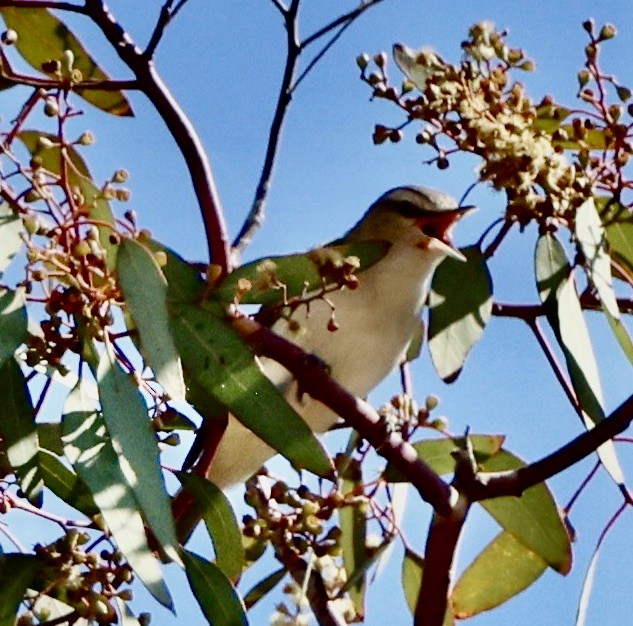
376,185,460,215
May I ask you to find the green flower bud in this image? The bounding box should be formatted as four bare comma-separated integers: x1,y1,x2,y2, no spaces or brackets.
356,53,369,70
599,24,616,41
1,29,18,45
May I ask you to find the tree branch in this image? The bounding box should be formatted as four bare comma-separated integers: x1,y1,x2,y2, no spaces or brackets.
82,0,231,273
231,315,455,517
231,0,301,258
231,0,388,258
464,392,633,501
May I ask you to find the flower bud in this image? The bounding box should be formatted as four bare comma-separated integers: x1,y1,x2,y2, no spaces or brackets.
577,69,590,88
356,53,369,70
77,131,95,146
1,29,17,45
616,86,631,102
373,52,387,68
599,24,616,41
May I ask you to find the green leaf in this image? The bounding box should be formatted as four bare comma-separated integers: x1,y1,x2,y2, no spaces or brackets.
535,233,625,486
61,379,173,609
576,199,633,365
38,449,99,517
383,434,505,482
340,459,366,617
0,554,40,626
37,422,64,456
243,567,286,609
605,217,633,281
428,246,493,382
0,203,23,277
212,241,390,306
145,239,206,303
176,472,244,581
1,8,132,116
182,550,248,626
113,597,142,626
169,302,332,479
452,531,547,618
96,349,181,566
0,357,43,504
18,130,118,268
0,288,28,366
479,449,571,574
532,104,571,132
576,535,603,626
576,198,619,318
401,549,454,625
117,237,186,400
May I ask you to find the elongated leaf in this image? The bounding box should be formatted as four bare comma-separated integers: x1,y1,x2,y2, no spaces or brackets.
383,434,505,482
169,302,332,479
38,449,99,517
96,350,181,565
452,531,547,618
0,203,23,277
401,549,454,625
145,239,206,303
576,198,619,318
113,597,142,626
0,554,39,626
176,472,244,581
605,217,633,281
243,567,286,609
19,130,119,269
0,357,43,504
117,237,186,400
340,459,366,617
1,8,132,116
0,288,28,366
62,379,173,609
576,536,604,626
535,234,625,486
479,449,571,574
182,550,248,626
428,246,493,382
213,241,390,306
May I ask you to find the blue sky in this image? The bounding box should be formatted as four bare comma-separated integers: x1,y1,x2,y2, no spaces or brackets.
3,1,633,625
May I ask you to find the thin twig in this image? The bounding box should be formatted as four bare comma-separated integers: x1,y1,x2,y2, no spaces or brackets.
301,0,387,49
231,0,301,257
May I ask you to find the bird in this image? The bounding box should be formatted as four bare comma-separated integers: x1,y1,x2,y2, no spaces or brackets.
207,185,473,488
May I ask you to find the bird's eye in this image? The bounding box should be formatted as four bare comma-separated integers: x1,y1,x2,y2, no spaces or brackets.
392,200,428,218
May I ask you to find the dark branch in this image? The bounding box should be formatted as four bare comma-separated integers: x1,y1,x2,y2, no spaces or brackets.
83,0,231,273
465,392,633,501
232,316,454,516
231,0,301,257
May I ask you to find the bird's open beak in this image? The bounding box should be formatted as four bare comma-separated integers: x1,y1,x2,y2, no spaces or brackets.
416,205,475,262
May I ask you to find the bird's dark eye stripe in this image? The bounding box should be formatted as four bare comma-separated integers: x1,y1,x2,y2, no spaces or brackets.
388,200,435,218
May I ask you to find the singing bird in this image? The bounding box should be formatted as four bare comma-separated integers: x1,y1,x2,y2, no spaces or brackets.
208,186,473,488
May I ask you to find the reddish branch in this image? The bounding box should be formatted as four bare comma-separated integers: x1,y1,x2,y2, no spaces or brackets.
232,316,454,515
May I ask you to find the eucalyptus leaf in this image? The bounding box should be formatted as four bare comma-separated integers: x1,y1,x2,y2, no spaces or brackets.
62,379,173,609
182,550,248,626
243,567,286,609
117,237,186,400
0,357,43,505
479,449,571,574
96,349,181,566
452,531,547,618
168,302,332,479
428,246,493,382
340,459,366,617
0,203,23,277
176,472,244,581
535,233,625,486
213,241,390,306
383,434,505,482
1,8,132,116
0,554,40,626
0,288,28,367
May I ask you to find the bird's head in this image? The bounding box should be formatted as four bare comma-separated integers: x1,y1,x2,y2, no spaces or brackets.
347,186,474,262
